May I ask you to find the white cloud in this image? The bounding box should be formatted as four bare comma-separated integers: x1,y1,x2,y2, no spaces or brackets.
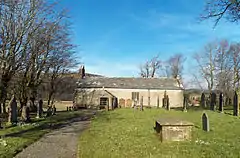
80,11,240,78
82,54,140,77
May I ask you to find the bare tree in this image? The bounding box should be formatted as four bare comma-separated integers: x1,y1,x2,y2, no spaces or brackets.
191,73,205,90
167,53,186,87
2,0,74,121
193,42,217,92
45,22,78,107
201,0,240,27
228,43,240,91
139,55,162,78
214,40,232,91
0,0,43,113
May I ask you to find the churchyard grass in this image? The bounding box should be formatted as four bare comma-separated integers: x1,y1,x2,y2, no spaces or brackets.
78,108,240,158
0,110,85,158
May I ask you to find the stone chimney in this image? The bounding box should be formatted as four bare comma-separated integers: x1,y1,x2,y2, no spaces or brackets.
79,65,85,79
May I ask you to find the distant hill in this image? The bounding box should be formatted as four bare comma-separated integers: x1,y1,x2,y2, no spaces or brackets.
39,72,103,101
62,72,104,78
184,89,221,95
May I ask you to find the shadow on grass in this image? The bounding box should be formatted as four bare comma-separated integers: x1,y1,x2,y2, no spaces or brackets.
2,109,97,138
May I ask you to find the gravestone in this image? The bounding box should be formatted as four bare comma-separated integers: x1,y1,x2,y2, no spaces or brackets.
140,96,143,111
22,102,30,122
113,97,118,109
126,99,132,107
233,91,239,116
166,95,170,111
67,106,69,111
157,96,159,108
8,95,18,125
162,91,168,108
105,104,109,111
119,98,125,108
36,99,43,118
200,93,206,108
202,113,209,132
210,92,216,111
219,92,223,113
183,96,187,112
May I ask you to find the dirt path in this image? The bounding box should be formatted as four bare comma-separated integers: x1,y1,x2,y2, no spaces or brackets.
14,111,95,158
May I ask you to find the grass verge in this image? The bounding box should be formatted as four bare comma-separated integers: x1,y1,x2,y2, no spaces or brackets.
78,108,240,158
0,110,88,158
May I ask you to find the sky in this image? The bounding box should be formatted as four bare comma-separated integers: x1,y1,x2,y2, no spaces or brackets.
56,0,240,82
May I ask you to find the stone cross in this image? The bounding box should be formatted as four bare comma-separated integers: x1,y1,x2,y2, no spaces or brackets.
8,95,18,125
219,92,223,113
140,96,143,111
210,92,216,111
37,99,43,118
233,91,239,116
200,93,206,108
202,113,209,132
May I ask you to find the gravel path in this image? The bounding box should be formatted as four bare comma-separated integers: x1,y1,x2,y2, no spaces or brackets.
14,111,95,158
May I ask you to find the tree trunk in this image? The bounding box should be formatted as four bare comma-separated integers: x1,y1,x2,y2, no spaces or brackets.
0,103,2,114
2,101,6,114
47,91,54,106
51,95,55,107
0,81,8,114
2,96,7,114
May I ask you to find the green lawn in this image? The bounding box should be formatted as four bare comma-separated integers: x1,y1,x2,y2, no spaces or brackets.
78,108,240,158
0,110,89,158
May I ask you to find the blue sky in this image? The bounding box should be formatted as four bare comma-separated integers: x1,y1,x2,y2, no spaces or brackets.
57,0,240,80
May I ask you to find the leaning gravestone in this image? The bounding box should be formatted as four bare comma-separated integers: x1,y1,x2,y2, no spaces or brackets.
233,91,239,116
202,113,209,132
200,93,206,108
8,95,18,125
219,92,223,113
36,99,43,118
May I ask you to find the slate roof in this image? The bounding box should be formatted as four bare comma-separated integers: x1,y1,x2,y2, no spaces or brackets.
76,77,183,90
